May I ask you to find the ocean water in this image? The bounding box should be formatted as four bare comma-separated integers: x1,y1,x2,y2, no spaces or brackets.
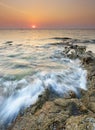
0,29,95,128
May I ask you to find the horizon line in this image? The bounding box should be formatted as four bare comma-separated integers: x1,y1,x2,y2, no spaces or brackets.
0,27,95,30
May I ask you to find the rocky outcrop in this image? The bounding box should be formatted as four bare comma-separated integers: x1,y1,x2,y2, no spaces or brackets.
65,115,95,130
8,44,95,130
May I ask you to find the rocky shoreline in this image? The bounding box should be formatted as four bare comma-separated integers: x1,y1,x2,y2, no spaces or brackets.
8,44,95,130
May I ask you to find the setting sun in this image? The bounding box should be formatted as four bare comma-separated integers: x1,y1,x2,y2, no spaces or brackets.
31,25,36,29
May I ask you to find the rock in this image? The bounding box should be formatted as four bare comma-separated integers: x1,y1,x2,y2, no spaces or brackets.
9,98,90,130
9,100,69,130
63,44,95,65
69,91,77,98
7,44,95,130
6,41,13,43
81,53,94,65
52,37,72,40
65,115,95,130
4,41,13,45
88,103,95,113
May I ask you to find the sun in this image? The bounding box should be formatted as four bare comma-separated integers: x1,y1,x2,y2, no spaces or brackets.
31,25,36,29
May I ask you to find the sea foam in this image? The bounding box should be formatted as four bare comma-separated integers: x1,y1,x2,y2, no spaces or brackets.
0,58,87,129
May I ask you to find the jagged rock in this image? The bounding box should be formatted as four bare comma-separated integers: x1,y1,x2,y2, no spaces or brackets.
63,45,86,58
81,53,94,64
9,99,69,130
63,44,95,65
8,98,90,130
7,45,95,130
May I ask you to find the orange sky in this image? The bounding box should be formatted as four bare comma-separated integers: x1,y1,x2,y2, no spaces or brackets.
0,0,95,29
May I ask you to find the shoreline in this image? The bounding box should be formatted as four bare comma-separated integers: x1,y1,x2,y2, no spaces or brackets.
7,44,95,130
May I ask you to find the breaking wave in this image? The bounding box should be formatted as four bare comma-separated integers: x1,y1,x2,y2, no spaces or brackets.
0,58,87,129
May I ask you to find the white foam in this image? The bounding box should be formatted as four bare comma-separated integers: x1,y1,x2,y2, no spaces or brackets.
0,58,87,128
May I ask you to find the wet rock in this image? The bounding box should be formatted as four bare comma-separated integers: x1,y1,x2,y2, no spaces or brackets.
7,44,95,130
9,98,90,130
81,53,94,65
62,44,95,69
51,37,72,40
69,91,77,98
9,99,69,130
4,41,13,45
6,41,13,43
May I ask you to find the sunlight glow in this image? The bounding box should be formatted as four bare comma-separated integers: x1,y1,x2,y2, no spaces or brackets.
31,25,36,29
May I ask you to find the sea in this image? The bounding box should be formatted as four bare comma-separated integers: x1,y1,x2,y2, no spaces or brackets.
0,29,95,129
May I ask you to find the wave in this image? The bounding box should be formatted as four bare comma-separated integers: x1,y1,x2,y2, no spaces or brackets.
0,58,87,129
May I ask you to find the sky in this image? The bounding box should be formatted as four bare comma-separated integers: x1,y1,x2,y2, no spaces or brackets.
0,0,95,29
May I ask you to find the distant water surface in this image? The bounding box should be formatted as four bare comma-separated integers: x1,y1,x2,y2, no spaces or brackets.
0,29,95,77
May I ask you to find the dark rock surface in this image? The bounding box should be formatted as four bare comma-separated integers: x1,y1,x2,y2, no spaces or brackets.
8,44,95,130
